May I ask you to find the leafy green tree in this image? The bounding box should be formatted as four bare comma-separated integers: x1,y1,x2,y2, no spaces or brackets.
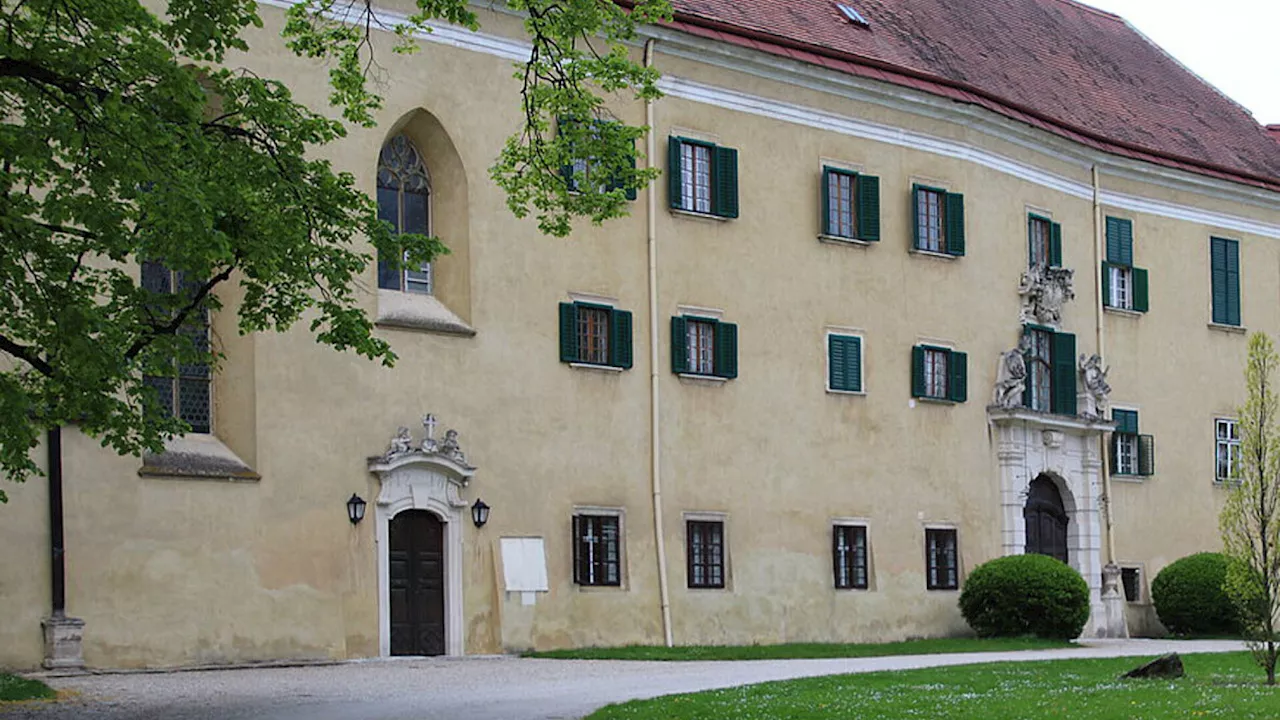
1220,332,1280,684
0,0,669,499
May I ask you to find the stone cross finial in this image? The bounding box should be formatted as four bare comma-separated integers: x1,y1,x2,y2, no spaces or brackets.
423,413,437,440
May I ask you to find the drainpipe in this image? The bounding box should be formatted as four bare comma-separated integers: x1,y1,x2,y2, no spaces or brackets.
1092,165,1116,565
644,37,674,648
48,426,65,617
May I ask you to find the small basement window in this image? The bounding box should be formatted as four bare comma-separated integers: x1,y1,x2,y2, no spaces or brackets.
837,3,870,27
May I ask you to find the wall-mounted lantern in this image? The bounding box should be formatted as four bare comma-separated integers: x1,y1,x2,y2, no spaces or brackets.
347,493,367,525
471,498,490,528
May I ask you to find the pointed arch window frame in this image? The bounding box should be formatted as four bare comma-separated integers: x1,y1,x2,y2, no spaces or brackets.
377,135,434,295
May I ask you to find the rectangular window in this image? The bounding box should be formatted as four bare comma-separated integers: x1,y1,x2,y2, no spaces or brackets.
1021,327,1076,416
559,302,633,369
561,117,637,200
827,334,863,393
1217,418,1241,483
911,345,967,403
827,169,855,238
913,184,964,256
833,525,869,590
1108,264,1132,309
1210,236,1241,326
1111,408,1154,477
687,520,725,589
1028,215,1061,268
1027,328,1052,412
822,168,880,242
671,316,738,379
669,138,738,218
926,528,959,590
1121,567,1141,603
1102,217,1149,313
573,514,621,587
141,261,212,434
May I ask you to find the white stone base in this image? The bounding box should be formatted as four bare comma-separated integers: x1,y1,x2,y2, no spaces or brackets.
42,615,85,670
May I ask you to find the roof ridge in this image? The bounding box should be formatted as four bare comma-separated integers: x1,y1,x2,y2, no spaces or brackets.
1041,0,1124,22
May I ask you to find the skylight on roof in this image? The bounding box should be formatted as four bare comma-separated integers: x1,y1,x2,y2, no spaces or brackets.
836,3,870,27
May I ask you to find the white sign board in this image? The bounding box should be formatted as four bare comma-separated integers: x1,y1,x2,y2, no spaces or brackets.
500,537,548,592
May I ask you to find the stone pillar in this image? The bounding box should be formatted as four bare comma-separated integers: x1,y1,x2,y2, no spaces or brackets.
42,614,85,670
1095,563,1130,639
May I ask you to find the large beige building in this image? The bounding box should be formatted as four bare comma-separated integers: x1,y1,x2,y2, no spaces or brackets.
4,0,1280,669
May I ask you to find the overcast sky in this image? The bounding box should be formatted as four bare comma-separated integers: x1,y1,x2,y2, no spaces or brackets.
1079,0,1279,126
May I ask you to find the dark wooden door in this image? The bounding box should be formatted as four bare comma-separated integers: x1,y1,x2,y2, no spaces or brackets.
1024,475,1069,564
389,510,446,656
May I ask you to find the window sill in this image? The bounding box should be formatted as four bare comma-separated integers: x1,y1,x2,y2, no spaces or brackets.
1104,307,1144,318
686,585,728,591
678,373,728,383
575,584,628,593
909,248,960,261
569,362,624,373
827,388,867,396
818,234,873,247
1111,475,1148,484
1213,479,1242,488
927,587,960,593
670,208,730,222
913,395,956,405
1208,322,1246,335
375,289,475,336
138,434,259,482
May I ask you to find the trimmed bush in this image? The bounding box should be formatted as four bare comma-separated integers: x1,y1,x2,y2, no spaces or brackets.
1151,552,1237,635
959,554,1090,640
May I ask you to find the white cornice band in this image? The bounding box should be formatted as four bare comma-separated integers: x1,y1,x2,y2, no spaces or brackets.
257,0,1280,239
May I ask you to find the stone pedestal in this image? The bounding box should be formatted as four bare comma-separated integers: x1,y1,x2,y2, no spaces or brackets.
42,614,85,670
1096,563,1130,639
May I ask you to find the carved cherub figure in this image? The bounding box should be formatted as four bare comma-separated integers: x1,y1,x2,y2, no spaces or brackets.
386,426,413,458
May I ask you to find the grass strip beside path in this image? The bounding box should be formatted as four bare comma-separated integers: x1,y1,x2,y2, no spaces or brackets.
588,652,1278,720
0,673,55,702
527,636,1074,661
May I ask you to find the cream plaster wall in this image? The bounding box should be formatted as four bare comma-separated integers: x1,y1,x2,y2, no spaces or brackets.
2,2,1279,668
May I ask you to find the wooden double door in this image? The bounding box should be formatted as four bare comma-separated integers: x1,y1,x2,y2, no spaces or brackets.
389,510,446,656
1024,475,1069,564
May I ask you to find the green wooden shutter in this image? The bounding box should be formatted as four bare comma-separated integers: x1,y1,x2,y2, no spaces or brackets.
945,192,965,256
911,184,923,250
1106,217,1132,266
829,335,861,392
668,137,683,210
1117,218,1133,266
1211,237,1241,326
1132,267,1149,313
821,167,833,236
948,351,968,403
856,175,880,242
847,336,862,392
1050,331,1076,416
1138,435,1155,476
911,346,926,398
610,309,633,369
1050,222,1063,267
1108,433,1119,474
712,146,739,219
714,321,738,379
559,303,578,363
670,316,689,374
1101,263,1112,308
572,516,584,584
1112,409,1138,434
1226,238,1241,326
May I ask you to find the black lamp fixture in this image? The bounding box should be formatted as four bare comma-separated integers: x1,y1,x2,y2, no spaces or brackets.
347,493,367,525
471,498,490,528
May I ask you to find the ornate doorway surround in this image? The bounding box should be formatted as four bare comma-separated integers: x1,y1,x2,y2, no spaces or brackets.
368,416,476,657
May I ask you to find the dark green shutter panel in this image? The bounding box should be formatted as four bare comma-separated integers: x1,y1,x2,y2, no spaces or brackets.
559,303,578,363
670,316,689,374
945,192,965,256
828,335,846,390
714,321,738,379
1101,263,1112,308
1132,267,1149,313
1211,238,1228,324
1109,433,1119,474
821,167,833,235
1226,239,1241,326
1050,331,1076,416
911,184,923,250
557,115,576,192
1106,217,1132,266
1049,222,1063,267
572,515,582,584
1118,219,1133,266
948,351,968,403
856,174,880,242
625,153,638,201
712,146,739,219
847,337,862,392
610,310,633,369
911,346,926,398
1113,409,1138,435
1138,434,1155,476
668,138,683,210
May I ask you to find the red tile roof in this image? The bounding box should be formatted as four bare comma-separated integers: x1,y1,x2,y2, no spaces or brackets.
662,0,1280,191
1268,126,1280,143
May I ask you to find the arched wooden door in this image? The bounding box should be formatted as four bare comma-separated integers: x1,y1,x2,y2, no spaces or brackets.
1024,475,1069,564
389,510,446,656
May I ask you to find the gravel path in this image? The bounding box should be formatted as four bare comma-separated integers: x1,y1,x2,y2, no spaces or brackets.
0,639,1247,720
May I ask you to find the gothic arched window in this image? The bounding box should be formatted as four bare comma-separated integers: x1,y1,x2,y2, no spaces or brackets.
376,135,432,294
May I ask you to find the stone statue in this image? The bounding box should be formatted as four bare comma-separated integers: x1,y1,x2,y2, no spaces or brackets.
993,335,1031,409
440,428,467,465
1079,353,1111,419
1018,264,1075,329
421,413,439,453
385,426,413,459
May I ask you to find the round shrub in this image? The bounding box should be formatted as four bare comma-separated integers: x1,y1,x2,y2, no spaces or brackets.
959,554,1090,640
1151,552,1237,635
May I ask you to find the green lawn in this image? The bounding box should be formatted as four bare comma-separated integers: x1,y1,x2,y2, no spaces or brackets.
526,636,1074,661
587,652,1278,719
0,673,55,702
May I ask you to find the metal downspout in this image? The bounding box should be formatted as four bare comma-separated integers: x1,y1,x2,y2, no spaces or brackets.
644,38,674,647
1093,164,1116,565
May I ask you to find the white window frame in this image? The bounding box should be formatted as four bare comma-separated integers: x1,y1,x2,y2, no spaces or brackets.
923,347,950,399
916,187,945,253
1108,264,1132,310
1115,432,1138,476
1216,418,1242,483
686,318,716,375
680,142,713,214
